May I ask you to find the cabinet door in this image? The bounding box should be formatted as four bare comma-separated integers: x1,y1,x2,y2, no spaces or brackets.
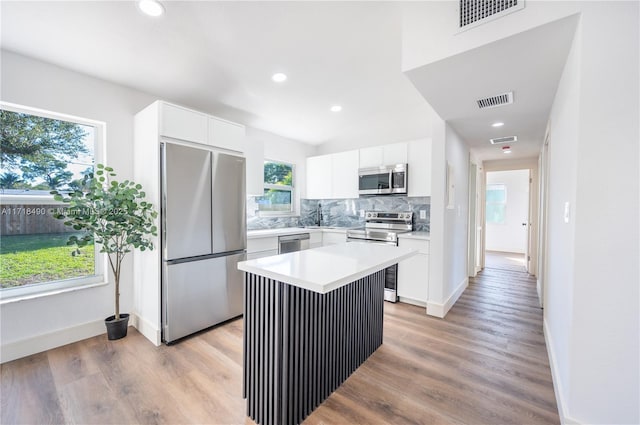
383,142,408,165
306,155,333,199
359,146,383,168
397,253,428,304
408,139,432,197
322,231,345,246
245,136,264,196
331,150,359,199
161,103,208,144
208,117,245,151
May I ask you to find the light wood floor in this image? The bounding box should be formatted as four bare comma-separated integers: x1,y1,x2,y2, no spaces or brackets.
485,250,527,272
1,266,558,425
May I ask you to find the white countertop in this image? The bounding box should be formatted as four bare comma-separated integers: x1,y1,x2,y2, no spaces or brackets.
247,227,349,239
247,227,320,239
238,242,417,293
398,231,430,241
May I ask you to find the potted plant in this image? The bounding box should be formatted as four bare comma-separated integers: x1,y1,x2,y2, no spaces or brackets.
52,164,158,340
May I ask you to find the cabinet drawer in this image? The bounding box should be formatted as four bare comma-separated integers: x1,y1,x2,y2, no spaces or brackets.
398,238,429,254
247,237,278,253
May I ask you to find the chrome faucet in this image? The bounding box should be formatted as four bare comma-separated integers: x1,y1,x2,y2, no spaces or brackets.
316,203,323,226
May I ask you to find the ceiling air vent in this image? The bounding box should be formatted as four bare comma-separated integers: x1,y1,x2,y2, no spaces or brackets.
477,91,514,109
490,136,518,145
458,0,525,31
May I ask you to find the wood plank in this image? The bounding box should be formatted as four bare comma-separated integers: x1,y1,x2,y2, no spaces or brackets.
0,266,559,424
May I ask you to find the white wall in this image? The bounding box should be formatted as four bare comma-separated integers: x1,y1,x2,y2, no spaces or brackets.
247,127,317,210
0,50,157,361
401,1,584,72
543,2,639,424
485,169,529,253
427,116,470,317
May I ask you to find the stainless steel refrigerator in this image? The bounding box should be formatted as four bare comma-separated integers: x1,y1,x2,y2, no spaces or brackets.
161,142,246,343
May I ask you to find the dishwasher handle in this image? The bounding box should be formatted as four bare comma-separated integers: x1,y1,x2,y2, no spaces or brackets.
278,233,310,242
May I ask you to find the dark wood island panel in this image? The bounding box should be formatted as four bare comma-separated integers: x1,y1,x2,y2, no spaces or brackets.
242,269,385,425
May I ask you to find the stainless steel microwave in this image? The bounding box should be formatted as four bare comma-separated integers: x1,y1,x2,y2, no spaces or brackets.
358,164,408,195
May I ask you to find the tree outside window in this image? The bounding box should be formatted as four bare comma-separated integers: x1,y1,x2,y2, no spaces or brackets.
258,160,294,214
0,105,102,295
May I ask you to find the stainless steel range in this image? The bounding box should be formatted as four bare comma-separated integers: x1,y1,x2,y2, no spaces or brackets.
346,211,413,302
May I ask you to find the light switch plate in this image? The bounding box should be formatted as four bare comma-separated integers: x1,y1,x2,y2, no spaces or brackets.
419,210,426,219
564,202,570,223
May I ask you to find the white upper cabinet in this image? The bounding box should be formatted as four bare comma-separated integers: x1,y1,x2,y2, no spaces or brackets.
306,150,358,199
306,154,333,199
244,136,264,196
407,139,432,197
331,150,359,199
358,142,408,168
208,117,245,152
382,142,408,165
160,103,208,144
358,146,383,168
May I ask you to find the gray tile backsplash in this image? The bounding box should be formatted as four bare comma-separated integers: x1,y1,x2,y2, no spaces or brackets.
300,197,430,231
246,195,430,231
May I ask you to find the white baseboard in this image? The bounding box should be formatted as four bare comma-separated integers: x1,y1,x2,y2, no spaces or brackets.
0,319,105,364
131,313,161,346
398,297,427,308
427,277,468,318
543,318,582,425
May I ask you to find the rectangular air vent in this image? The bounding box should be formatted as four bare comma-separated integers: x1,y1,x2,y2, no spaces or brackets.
477,91,514,109
458,0,525,31
490,136,518,145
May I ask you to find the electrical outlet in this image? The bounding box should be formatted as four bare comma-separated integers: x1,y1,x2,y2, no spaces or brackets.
359,209,365,218
419,210,426,219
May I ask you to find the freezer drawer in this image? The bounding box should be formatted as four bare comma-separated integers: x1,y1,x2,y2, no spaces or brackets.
163,252,245,343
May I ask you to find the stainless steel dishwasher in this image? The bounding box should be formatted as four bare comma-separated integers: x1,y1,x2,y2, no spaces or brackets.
278,233,311,254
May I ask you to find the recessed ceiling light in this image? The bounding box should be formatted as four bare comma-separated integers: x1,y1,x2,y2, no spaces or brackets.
272,73,287,83
492,122,504,127
330,105,342,112
137,0,165,17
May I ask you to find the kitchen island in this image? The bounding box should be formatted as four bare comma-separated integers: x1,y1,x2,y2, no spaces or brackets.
237,242,417,425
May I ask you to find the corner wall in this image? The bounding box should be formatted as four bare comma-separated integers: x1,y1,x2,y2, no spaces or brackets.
427,116,470,317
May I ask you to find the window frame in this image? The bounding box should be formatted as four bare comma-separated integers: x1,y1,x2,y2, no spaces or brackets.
0,101,107,302
258,159,295,217
486,183,507,225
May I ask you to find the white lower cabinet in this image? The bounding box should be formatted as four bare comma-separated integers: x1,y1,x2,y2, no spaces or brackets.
247,249,278,260
322,231,346,246
397,238,429,306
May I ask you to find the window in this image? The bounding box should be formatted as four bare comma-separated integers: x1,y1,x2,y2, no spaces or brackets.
486,184,507,224
257,160,294,214
0,102,105,300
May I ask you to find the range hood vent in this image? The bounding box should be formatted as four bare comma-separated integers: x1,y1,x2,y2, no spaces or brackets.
458,0,525,30
490,136,518,145
477,91,514,109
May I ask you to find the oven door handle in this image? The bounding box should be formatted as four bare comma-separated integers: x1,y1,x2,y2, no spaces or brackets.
346,238,397,246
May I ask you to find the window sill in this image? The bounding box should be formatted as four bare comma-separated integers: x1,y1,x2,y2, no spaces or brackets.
0,280,108,305
257,212,299,218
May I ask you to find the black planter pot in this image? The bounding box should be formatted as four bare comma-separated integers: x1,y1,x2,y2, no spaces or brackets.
105,313,130,340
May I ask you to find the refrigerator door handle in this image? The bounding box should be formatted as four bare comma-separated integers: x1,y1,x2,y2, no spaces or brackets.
165,249,246,266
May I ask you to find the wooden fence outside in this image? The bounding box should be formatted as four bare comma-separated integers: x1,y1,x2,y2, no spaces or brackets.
0,204,74,235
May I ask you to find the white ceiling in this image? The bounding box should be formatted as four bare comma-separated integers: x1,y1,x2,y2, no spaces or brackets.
406,14,579,161
1,1,577,161
1,1,431,146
